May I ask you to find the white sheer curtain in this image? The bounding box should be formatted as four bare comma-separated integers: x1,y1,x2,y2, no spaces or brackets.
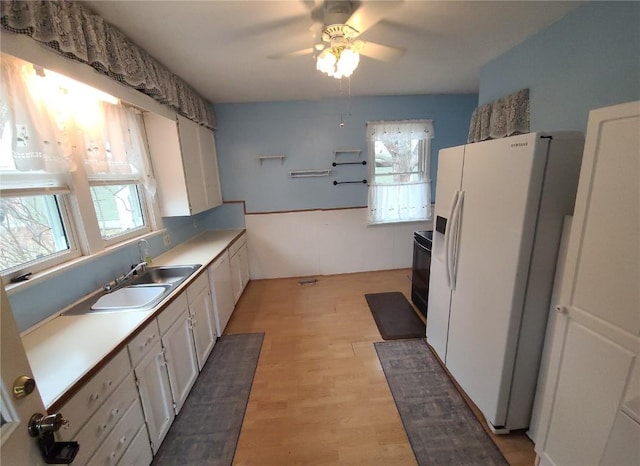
366,120,434,225
0,54,155,196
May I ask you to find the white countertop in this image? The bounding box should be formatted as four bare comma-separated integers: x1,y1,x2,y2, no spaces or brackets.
22,229,244,409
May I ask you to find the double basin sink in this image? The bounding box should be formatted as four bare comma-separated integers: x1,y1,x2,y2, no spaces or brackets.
62,265,201,316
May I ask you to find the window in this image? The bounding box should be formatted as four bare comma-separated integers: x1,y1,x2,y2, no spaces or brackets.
0,54,158,281
366,120,434,224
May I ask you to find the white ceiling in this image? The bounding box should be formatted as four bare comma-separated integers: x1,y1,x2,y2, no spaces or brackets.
81,1,581,104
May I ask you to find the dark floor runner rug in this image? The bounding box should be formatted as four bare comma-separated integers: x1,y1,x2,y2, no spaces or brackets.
375,339,508,466
365,292,426,340
152,333,264,466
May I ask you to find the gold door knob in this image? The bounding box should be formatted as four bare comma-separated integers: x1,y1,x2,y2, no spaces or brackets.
13,375,36,399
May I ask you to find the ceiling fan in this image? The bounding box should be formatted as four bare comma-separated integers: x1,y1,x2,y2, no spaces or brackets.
270,0,406,79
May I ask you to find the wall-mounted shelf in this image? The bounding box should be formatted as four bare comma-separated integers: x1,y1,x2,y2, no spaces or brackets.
289,169,332,178
332,161,366,167
333,179,367,185
257,155,286,165
333,149,361,158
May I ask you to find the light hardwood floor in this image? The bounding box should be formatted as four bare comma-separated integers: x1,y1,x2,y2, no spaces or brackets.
225,269,536,466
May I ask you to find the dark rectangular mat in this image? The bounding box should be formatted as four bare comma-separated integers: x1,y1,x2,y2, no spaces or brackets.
365,291,426,340
152,333,264,466
375,339,508,466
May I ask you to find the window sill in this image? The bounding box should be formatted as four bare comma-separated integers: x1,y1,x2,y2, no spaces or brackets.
367,218,434,227
4,229,167,296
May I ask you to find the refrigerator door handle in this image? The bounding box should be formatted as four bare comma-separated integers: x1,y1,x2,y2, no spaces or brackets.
449,191,465,290
444,190,460,288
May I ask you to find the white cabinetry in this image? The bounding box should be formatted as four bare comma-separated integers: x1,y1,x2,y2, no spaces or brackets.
128,320,174,454
535,101,640,465
86,399,146,466
208,250,235,337
143,112,222,216
56,349,148,465
187,273,217,370
117,424,154,466
157,294,199,414
229,235,250,304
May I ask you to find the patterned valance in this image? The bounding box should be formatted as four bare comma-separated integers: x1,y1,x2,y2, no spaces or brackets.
467,88,529,143
0,0,216,129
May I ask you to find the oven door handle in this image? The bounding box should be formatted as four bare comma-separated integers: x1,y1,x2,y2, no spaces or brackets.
414,240,431,253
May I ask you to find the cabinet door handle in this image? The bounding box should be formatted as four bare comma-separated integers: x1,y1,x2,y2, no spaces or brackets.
90,392,100,401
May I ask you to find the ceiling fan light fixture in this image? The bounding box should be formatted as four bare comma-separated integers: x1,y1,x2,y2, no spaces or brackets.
316,45,360,79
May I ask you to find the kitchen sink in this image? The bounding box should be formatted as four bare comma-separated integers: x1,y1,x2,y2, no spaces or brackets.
62,264,201,315
91,284,170,310
128,265,201,285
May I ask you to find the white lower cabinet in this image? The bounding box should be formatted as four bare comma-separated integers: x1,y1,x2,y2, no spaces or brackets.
128,319,173,455
230,236,249,305
70,373,139,465
187,273,217,370
86,398,145,466
117,425,154,466
132,339,174,454
208,251,234,337
57,350,131,440
160,299,199,415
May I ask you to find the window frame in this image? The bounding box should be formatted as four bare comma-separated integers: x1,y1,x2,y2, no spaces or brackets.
366,120,434,225
0,188,82,281
371,138,430,185
88,181,151,247
0,55,162,283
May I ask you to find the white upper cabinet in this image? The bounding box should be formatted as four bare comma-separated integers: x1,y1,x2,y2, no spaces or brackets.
143,112,223,216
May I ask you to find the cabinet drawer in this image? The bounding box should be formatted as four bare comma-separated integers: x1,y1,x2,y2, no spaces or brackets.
59,349,131,438
157,293,188,336
117,425,152,466
128,320,161,368
65,373,138,465
87,398,145,466
186,272,209,304
228,233,246,257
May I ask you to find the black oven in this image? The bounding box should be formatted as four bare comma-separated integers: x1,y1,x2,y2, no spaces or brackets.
411,230,432,318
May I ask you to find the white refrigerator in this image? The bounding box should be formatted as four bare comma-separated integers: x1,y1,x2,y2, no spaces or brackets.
426,132,584,432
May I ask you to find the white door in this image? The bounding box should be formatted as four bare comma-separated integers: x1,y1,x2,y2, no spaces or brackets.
177,114,207,215
538,101,640,465
230,249,242,304
208,253,234,337
238,243,250,292
198,125,223,209
1,285,47,465
445,133,548,428
426,145,464,361
134,341,175,454
161,310,198,414
189,286,217,370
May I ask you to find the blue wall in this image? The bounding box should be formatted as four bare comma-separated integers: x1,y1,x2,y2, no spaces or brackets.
214,94,477,213
9,210,217,332
479,1,640,132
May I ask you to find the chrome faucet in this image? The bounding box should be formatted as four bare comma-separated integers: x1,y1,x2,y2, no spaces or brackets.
104,261,148,292
138,238,151,264
116,261,148,286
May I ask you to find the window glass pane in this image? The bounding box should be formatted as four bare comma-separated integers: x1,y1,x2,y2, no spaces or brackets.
90,184,144,240
374,139,423,182
0,195,70,271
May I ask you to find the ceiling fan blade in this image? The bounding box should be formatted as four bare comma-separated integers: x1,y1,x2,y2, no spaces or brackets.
357,40,405,61
268,47,315,60
346,1,403,36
